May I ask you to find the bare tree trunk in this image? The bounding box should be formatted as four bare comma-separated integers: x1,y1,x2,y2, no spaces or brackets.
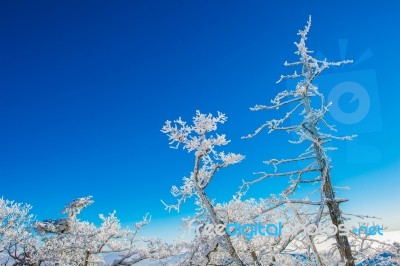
83,251,90,266
188,151,246,266
251,250,261,266
195,185,246,266
322,169,355,266
303,94,355,266
308,234,324,266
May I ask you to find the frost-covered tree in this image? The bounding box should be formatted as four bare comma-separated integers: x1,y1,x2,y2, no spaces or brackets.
0,198,37,265
1,196,172,266
161,111,248,265
34,196,156,265
241,16,356,265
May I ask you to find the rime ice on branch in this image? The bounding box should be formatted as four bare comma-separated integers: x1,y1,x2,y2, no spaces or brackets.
161,110,244,213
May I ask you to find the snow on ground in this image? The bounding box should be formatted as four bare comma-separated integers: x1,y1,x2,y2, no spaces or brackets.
375,230,400,243
299,230,400,253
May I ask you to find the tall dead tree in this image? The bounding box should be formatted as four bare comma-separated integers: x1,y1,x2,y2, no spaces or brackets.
241,17,356,266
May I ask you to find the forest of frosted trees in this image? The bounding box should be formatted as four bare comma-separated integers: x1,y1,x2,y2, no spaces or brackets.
1,18,399,266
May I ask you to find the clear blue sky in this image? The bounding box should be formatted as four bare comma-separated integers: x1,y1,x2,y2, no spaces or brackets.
1,1,399,236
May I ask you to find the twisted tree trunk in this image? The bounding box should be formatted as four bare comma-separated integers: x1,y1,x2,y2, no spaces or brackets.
193,154,246,266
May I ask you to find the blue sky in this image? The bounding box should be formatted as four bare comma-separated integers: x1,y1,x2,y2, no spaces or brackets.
0,1,399,237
